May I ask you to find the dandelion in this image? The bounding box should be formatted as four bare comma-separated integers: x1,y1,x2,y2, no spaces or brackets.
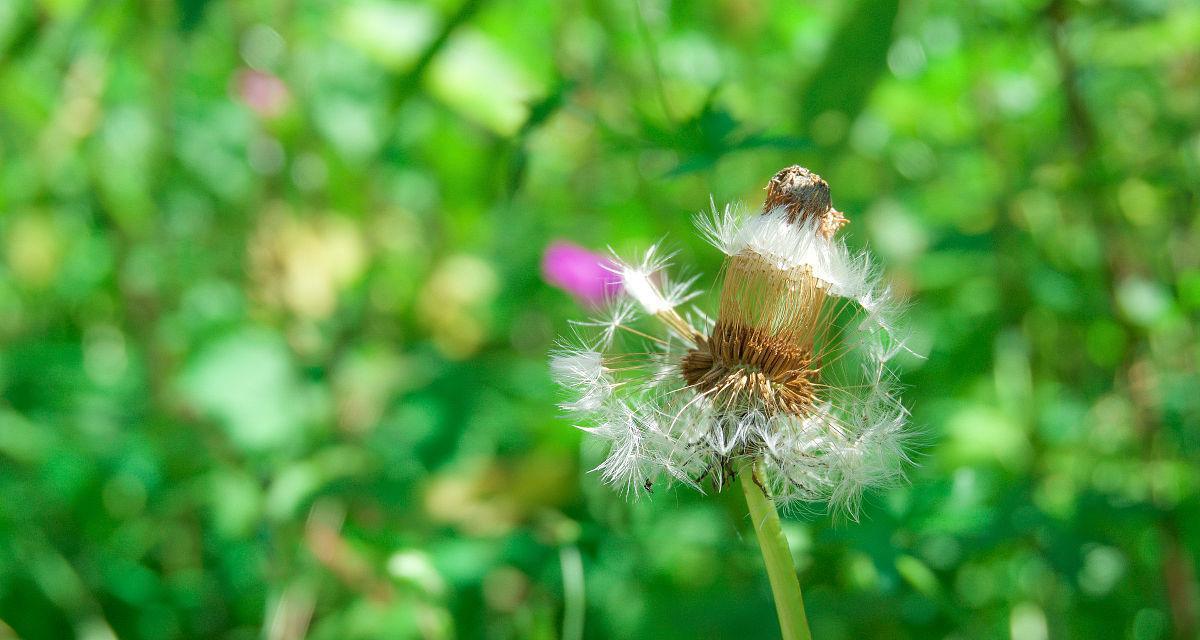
550,166,913,640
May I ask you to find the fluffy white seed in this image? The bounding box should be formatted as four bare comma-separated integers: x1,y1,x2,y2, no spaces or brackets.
550,348,615,412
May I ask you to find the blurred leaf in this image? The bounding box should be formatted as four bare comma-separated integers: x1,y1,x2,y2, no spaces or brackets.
176,0,212,33
606,92,811,177
179,329,312,453
506,76,573,196
798,0,900,139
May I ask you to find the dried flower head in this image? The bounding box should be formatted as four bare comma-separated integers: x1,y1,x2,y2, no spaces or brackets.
551,166,912,518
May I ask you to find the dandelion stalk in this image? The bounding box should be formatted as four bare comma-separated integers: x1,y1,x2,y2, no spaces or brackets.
738,456,811,640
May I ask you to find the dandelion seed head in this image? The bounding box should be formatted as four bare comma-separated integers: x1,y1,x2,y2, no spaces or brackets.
551,166,912,517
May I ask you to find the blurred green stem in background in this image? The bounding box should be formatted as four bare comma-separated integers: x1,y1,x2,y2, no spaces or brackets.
559,544,585,640
739,458,812,640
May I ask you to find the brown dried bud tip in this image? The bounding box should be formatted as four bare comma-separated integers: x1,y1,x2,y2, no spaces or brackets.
763,165,848,239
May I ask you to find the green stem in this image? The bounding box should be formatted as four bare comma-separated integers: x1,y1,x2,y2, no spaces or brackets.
738,457,812,640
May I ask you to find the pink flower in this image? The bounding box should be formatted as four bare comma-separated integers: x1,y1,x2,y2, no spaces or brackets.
542,241,620,306
235,69,290,118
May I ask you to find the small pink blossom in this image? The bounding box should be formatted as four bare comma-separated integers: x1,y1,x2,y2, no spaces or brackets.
235,69,290,118
542,241,620,306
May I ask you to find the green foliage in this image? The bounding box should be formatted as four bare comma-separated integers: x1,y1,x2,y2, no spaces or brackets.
1,0,1198,638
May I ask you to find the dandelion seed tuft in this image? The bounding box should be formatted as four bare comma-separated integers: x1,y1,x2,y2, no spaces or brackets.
551,166,913,519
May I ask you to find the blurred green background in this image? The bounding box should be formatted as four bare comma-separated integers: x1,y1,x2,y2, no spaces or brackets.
1,0,1198,638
